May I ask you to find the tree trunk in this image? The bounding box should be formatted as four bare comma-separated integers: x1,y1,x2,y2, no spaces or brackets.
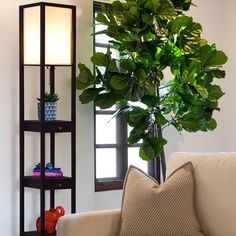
157,123,166,182
154,86,166,183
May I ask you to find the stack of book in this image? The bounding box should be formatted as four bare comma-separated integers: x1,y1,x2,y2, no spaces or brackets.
33,167,63,177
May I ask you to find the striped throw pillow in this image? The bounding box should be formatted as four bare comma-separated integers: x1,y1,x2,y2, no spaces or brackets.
118,162,205,236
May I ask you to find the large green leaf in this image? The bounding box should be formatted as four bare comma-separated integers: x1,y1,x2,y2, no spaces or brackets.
179,117,206,132
139,137,167,160
199,45,227,68
112,1,123,10
140,139,156,160
208,69,226,79
171,16,192,33
108,59,119,72
144,0,152,11
127,107,148,125
110,74,129,90
155,137,167,146
141,95,159,107
175,19,202,53
123,83,144,102
199,44,214,67
120,59,136,72
157,0,177,19
142,14,154,25
144,81,155,96
95,13,109,25
77,63,94,90
208,85,225,101
95,93,116,109
194,84,208,99
206,118,217,131
208,51,228,66
128,125,147,144
79,88,101,104
129,6,140,20
136,69,147,82
155,110,168,125
152,0,161,13
91,53,109,67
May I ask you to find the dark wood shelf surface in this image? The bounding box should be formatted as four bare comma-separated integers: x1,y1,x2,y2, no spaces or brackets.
22,120,73,133
22,176,73,190
23,64,73,67
21,231,56,236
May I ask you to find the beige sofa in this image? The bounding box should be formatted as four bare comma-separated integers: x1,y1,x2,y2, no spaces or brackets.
57,152,236,236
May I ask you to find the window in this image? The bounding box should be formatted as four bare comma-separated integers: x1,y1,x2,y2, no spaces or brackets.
94,2,155,191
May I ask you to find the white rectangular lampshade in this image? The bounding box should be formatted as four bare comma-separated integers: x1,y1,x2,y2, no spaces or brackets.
23,5,72,65
24,6,40,65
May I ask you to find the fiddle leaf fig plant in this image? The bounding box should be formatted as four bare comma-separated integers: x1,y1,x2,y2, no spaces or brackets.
77,0,227,176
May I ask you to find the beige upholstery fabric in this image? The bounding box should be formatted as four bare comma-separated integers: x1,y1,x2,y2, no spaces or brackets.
57,209,120,236
118,164,204,236
167,152,236,236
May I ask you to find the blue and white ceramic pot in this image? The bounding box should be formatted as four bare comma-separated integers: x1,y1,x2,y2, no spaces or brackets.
38,102,57,121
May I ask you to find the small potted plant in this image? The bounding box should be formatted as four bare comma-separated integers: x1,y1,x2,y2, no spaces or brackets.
37,92,59,121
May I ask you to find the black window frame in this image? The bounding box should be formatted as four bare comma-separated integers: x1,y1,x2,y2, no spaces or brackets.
93,1,156,192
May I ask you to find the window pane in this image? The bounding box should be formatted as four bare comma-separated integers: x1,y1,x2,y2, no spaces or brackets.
128,147,148,173
95,24,111,44
96,115,116,144
95,47,119,58
95,105,116,111
95,65,106,75
96,148,117,178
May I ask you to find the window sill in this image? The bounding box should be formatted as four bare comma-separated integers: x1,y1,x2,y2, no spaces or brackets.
95,180,123,192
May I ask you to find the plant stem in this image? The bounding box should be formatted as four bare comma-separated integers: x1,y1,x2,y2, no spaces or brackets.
157,123,166,182
156,85,166,182
160,85,177,103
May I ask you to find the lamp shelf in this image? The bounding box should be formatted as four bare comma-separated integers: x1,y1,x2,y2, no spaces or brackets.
22,176,73,190
22,120,74,133
21,231,56,236
19,2,76,234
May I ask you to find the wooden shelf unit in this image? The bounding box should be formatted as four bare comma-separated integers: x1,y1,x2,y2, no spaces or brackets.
19,2,76,235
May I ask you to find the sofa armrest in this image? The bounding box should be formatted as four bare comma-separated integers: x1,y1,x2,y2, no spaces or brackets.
57,209,121,236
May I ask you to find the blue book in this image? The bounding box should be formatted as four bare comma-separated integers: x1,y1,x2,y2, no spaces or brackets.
33,168,61,173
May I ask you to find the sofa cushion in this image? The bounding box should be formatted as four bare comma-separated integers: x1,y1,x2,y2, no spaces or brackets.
118,163,205,236
167,152,236,236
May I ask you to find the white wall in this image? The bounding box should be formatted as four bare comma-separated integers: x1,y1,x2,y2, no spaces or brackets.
0,0,234,235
